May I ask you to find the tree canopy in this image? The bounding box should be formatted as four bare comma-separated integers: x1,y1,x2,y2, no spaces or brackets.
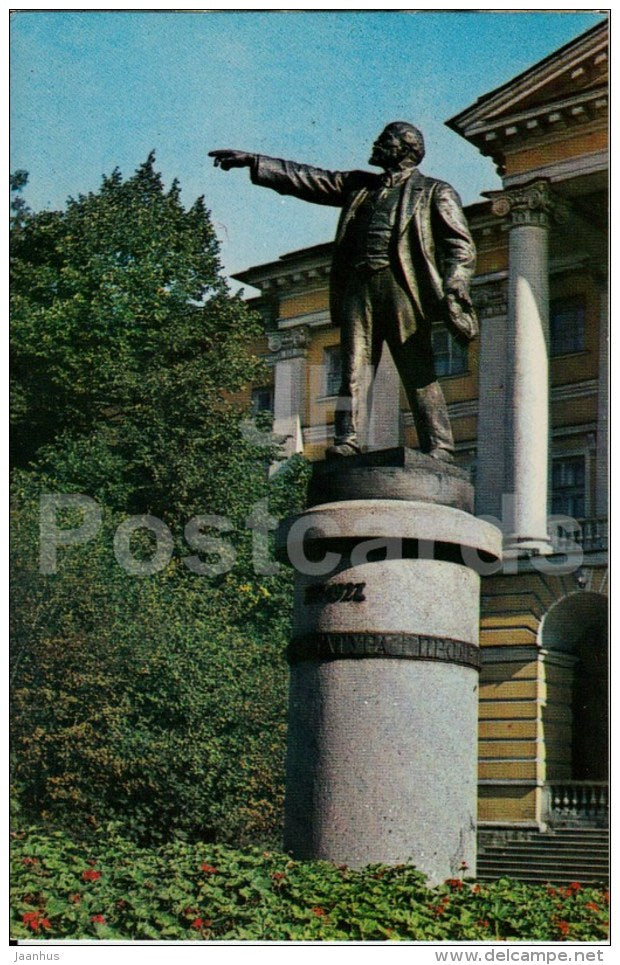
10,157,309,846
11,154,272,517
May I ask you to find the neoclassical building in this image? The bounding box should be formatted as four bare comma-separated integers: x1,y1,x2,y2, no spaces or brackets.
236,20,608,881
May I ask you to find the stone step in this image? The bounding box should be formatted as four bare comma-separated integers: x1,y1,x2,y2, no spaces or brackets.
477,870,608,886
479,836,608,850
479,859,609,873
479,828,608,838
478,840,609,855
476,826,609,884
537,830,609,838
478,871,609,883
479,855,608,868
478,854,608,865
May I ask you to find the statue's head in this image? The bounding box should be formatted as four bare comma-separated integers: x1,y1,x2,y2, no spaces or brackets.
369,122,425,169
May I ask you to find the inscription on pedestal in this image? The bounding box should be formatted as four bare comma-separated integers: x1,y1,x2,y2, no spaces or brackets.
304,582,366,604
287,631,480,669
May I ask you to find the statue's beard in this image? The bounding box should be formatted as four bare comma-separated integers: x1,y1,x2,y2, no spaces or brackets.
369,146,407,169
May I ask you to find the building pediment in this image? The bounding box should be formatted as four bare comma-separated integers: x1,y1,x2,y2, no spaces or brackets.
447,20,608,172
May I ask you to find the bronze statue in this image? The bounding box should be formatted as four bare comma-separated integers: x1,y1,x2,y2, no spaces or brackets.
210,122,478,461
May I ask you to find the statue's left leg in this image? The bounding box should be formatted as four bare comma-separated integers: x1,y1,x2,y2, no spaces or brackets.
390,332,455,462
372,266,454,461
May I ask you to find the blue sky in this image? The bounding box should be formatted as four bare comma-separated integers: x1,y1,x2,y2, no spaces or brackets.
10,9,606,292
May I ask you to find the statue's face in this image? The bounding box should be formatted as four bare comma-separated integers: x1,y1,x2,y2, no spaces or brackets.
369,127,409,168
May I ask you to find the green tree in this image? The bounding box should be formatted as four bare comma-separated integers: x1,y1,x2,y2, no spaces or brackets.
11,153,271,516
10,158,310,845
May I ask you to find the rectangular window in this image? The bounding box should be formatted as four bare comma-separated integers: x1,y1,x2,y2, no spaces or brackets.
550,296,586,356
251,386,273,415
432,328,468,377
324,345,342,396
551,454,586,519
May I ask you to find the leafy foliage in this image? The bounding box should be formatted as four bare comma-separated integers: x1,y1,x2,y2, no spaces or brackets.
10,828,609,942
10,155,266,518
10,159,311,845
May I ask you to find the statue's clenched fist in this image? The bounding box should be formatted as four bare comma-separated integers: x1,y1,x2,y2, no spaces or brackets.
209,150,255,171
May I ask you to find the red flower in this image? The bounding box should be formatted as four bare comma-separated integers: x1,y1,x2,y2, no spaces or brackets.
272,871,286,881
566,881,582,893
91,915,106,925
82,869,101,882
585,901,600,913
21,911,50,933
22,857,38,866
603,891,610,904
476,919,490,929
312,906,327,917
445,878,463,890
69,893,82,904
556,920,570,937
191,917,211,930
200,863,218,874
546,886,557,896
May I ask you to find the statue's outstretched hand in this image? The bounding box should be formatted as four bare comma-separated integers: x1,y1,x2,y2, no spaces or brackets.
209,150,255,171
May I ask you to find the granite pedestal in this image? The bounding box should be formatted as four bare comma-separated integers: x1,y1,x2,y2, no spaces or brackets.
276,448,502,884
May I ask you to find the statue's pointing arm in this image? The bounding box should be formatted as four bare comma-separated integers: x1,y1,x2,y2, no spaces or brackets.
209,149,355,207
252,155,356,207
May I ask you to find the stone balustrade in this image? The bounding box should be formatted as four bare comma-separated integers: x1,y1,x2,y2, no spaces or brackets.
545,781,608,826
549,516,608,554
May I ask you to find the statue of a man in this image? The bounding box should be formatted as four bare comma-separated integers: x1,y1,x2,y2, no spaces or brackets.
210,122,478,461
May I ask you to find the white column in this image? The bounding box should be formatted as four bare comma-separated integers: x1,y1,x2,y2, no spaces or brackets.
595,285,608,517
367,347,401,451
474,281,508,519
268,327,309,461
492,181,554,556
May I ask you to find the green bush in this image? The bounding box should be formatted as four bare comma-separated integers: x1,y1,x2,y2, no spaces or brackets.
10,464,311,846
10,827,609,942
10,156,312,847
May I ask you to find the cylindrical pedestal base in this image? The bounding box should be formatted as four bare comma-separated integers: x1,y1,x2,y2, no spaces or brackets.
278,455,502,884
285,658,478,882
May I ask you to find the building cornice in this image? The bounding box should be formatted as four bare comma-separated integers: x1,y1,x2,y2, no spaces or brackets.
233,244,332,294
502,148,607,188
446,20,608,173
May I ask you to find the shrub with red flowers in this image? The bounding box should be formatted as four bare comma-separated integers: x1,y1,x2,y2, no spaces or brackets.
9,827,610,942
22,911,51,933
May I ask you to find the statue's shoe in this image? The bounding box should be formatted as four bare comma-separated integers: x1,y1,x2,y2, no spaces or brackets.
326,442,361,458
428,448,455,464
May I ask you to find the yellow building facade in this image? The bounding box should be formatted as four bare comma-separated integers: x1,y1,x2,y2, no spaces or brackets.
236,21,608,871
